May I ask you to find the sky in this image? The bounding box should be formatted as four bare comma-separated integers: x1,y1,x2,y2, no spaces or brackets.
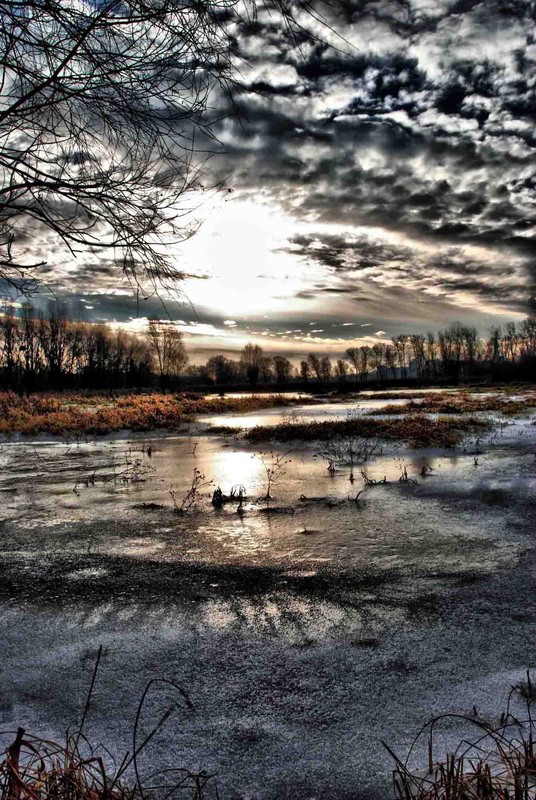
17,0,536,363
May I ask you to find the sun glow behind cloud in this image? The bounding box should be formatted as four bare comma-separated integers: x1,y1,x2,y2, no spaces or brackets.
176,196,323,317
113,189,520,360
42,182,530,363
175,192,529,320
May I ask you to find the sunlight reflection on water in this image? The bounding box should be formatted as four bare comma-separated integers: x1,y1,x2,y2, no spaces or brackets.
0,393,534,574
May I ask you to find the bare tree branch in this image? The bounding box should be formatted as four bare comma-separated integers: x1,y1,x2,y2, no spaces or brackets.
0,0,325,295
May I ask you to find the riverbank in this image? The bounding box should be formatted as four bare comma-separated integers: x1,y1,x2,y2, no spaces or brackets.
369,391,536,417
0,391,317,437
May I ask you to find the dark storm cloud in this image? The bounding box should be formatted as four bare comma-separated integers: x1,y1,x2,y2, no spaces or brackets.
17,0,536,341
208,0,536,314
282,231,412,271
282,229,529,312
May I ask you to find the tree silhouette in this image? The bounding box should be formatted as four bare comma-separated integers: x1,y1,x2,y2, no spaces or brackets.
147,318,188,387
240,343,264,387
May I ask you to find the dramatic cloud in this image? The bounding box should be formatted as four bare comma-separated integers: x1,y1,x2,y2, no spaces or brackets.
11,0,536,360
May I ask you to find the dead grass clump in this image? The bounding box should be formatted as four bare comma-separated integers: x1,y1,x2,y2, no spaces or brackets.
73,449,154,494
244,415,492,449
0,393,189,436
0,725,217,800
315,437,381,478
0,392,309,437
388,681,536,800
185,393,314,415
371,392,536,417
466,383,536,396
361,470,387,486
256,451,292,503
0,727,140,800
0,726,215,800
211,485,246,508
396,459,418,484
512,671,536,704
169,468,212,513
206,425,242,435
0,651,215,800
362,391,435,401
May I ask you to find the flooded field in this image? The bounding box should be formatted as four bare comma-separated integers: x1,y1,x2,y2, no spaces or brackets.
1,389,536,799
200,393,414,429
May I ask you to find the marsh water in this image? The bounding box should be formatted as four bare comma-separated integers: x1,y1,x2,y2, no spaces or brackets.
1,391,536,799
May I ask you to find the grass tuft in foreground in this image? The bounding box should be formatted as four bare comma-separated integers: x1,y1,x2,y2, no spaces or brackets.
1,726,136,800
0,726,215,800
3,663,536,800
388,677,536,800
0,649,216,800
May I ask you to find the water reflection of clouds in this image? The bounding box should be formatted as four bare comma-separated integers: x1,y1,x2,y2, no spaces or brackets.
107,538,168,558
198,516,273,559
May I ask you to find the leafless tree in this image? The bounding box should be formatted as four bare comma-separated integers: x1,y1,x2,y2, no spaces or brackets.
335,358,348,382
260,356,275,383
384,344,397,379
425,332,438,376
320,355,332,382
0,303,17,384
257,450,292,503
240,343,264,387
20,301,41,388
0,301,151,387
345,346,360,384
391,335,409,378
39,303,69,385
146,317,188,385
206,354,238,385
308,353,322,382
370,343,384,378
520,318,536,357
0,0,322,294
410,334,426,378
273,355,292,383
487,326,502,365
316,437,380,481
300,359,311,382
359,345,371,379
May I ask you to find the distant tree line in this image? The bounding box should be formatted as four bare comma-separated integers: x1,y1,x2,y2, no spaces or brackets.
0,304,188,391
1,307,535,392
199,345,294,388
338,321,536,384
191,319,536,387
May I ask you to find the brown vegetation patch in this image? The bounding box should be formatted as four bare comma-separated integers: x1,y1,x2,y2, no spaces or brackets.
243,414,492,448
370,391,536,416
0,392,311,436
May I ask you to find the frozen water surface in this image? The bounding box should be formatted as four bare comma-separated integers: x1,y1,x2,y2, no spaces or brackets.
1,392,536,799
200,394,413,429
